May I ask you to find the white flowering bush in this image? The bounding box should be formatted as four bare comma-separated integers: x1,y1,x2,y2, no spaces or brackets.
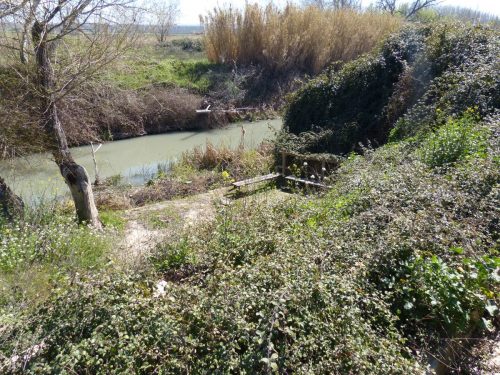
0,214,110,272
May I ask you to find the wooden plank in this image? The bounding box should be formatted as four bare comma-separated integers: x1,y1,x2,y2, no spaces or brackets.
284,175,331,189
232,173,279,188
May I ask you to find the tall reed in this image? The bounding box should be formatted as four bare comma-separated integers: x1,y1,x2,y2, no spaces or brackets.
202,4,402,74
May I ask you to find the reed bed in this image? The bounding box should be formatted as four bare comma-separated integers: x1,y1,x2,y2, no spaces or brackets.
202,4,402,74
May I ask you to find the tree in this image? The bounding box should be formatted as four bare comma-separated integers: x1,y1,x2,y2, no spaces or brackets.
377,0,440,19
301,0,361,10
0,0,138,228
150,0,179,44
376,0,396,15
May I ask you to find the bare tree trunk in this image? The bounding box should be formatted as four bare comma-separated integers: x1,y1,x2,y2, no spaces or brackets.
0,177,24,221
47,101,102,228
33,22,102,229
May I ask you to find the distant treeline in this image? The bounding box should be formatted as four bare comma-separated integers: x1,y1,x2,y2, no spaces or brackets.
436,5,499,24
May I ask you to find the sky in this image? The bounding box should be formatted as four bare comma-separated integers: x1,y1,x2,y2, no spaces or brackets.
176,0,500,25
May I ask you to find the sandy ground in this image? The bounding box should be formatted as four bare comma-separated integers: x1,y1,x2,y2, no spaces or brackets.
115,188,229,264
115,187,292,266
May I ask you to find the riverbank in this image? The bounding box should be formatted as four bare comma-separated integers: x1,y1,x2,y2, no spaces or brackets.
0,119,281,202
0,35,282,158
1,14,499,373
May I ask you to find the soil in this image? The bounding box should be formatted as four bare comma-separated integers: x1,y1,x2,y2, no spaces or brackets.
116,188,229,264
116,186,291,265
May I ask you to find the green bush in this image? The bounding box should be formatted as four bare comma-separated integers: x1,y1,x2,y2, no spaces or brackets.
390,254,498,338
390,23,499,140
171,38,204,52
150,238,196,272
283,22,499,155
419,112,489,168
283,26,424,154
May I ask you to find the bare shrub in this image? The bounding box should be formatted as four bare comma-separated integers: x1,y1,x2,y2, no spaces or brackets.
142,87,218,133
130,176,213,206
60,84,221,143
94,190,133,210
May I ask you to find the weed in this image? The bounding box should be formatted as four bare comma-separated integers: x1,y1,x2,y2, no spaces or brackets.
419,113,489,169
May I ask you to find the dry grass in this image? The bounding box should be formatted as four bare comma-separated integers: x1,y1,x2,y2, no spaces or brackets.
106,141,275,207
179,141,274,179
202,4,402,74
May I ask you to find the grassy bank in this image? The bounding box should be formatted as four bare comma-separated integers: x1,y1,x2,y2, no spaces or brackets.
95,141,275,208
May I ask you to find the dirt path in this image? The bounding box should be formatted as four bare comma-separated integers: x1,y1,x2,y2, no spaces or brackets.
116,188,230,264
114,187,291,266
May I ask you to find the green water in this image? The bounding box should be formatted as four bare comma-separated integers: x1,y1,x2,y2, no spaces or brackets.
0,119,282,201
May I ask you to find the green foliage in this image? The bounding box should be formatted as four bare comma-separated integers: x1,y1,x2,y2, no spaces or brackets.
390,23,499,140
170,38,204,52
284,22,499,155
108,58,225,93
283,26,423,154
0,208,112,317
391,254,498,337
419,112,489,168
99,210,126,231
0,214,109,273
150,238,196,272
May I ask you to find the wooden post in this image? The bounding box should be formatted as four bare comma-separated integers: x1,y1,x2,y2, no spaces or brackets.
281,151,287,176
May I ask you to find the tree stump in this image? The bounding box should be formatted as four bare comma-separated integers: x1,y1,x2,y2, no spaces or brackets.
0,177,24,221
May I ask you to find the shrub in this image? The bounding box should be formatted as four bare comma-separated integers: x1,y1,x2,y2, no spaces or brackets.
0,207,112,316
419,112,489,168
390,253,498,338
390,23,500,140
283,26,424,154
284,22,499,155
171,38,204,52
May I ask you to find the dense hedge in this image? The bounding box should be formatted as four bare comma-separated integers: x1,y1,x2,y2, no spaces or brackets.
283,23,499,154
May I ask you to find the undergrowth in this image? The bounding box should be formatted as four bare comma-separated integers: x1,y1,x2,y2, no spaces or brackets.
1,113,498,373
0,204,112,318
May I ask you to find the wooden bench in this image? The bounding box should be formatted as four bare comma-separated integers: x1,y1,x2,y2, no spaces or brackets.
230,173,280,191
284,175,331,189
